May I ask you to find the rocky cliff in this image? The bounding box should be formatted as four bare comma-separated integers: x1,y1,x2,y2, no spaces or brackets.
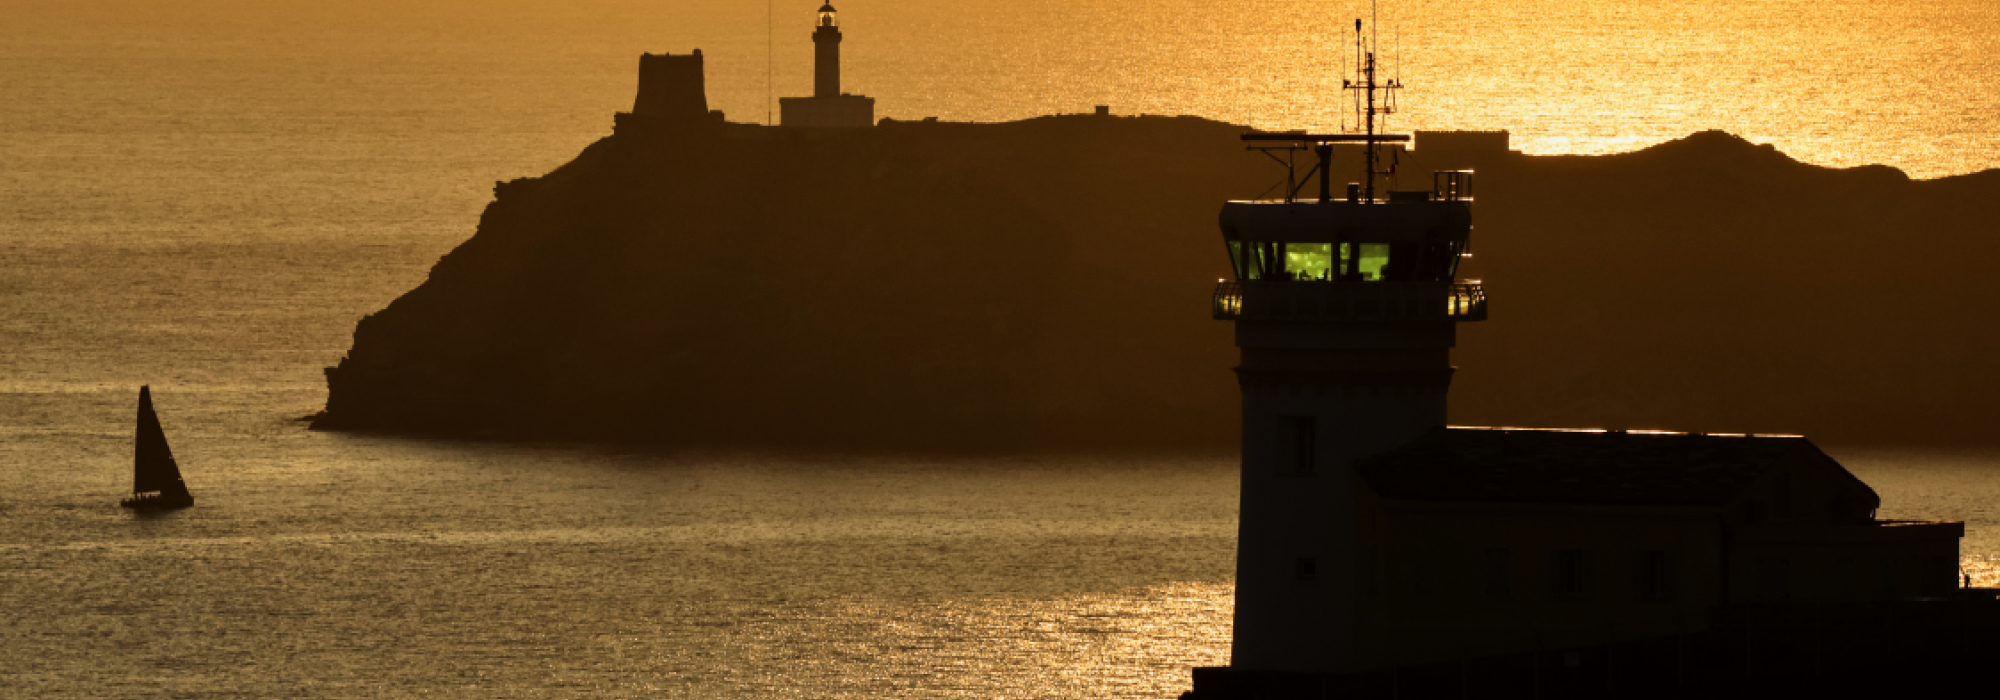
315,115,2000,448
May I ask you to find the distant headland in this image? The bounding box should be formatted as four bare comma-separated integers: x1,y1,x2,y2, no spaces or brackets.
311,50,2000,449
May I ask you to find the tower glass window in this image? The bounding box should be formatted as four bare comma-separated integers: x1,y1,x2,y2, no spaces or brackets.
1354,243,1390,281
819,7,837,26
1226,240,1257,280
1227,241,1397,282
1227,240,1283,280
1283,243,1334,281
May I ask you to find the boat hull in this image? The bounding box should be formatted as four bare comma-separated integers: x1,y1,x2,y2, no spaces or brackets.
120,492,194,510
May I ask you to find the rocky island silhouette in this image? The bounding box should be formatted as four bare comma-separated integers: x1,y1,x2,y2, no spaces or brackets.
313,54,2000,449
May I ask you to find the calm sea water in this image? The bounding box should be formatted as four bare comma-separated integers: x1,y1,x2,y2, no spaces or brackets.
3,1,1998,696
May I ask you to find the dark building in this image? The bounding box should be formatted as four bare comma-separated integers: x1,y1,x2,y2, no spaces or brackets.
614,49,726,132
632,51,708,117
1352,427,1960,666
1190,18,1966,697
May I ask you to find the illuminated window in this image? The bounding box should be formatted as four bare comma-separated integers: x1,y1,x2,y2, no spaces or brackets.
1355,243,1390,281
1282,242,1334,281
1227,240,1279,280
1226,240,1250,279
1224,241,1388,282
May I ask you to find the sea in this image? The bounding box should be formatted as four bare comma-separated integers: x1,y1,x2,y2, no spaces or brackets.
2,1,1997,697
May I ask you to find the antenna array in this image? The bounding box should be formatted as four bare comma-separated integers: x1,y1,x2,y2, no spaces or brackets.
1342,1,1403,201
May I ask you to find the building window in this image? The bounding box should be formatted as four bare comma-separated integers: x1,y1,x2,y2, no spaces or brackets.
1282,242,1335,281
1755,558,1790,600
1353,243,1390,281
1636,550,1675,600
1484,548,1511,597
1297,557,1317,581
1225,241,1390,282
1226,240,1263,280
1274,416,1315,475
1552,549,1592,599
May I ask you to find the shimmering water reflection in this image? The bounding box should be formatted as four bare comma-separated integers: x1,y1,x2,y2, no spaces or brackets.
6,408,2000,699
710,582,1231,698
5,1,2000,694
0,416,1236,698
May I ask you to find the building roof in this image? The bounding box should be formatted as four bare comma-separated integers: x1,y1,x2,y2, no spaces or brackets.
1356,427,1878,510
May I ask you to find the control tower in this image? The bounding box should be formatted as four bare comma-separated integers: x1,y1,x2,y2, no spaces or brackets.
1208,18,1486,675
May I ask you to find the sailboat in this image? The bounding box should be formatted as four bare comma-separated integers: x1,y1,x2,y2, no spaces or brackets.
120,385,194,510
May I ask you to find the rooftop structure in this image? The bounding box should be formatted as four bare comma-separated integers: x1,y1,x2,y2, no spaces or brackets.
614,49,727,133
1359,428,1869,508
1343,427,1962,668
631,50,708,118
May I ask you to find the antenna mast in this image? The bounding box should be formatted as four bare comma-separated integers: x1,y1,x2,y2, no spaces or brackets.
1343,4,1401,203
1238,2,1414,206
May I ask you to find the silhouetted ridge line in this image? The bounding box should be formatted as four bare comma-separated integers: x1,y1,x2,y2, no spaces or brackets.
313,120,2000,448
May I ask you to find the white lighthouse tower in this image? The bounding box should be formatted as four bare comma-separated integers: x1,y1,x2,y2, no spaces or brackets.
1209,18,1485,675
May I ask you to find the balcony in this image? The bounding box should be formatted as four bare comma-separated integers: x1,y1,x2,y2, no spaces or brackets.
1212,280,1487,322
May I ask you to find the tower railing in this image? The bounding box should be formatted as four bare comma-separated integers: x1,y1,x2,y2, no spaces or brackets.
1212,280,1486,322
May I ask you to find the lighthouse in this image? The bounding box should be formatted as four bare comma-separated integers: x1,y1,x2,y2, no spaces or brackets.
814,3,842,98
1210,18,1485,675
780,3,875,128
